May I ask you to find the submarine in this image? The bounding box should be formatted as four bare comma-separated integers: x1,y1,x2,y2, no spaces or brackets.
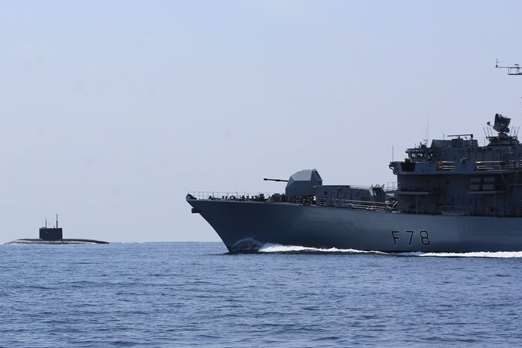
7,215,108,245
187,64,522,253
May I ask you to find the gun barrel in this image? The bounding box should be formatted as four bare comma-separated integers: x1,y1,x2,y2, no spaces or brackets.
263,178,289,183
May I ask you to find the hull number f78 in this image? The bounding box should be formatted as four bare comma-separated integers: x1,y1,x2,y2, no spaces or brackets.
392,230,430,246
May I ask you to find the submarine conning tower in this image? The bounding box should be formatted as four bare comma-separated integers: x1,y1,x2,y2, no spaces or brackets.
39,215,63,241
388,114,522,217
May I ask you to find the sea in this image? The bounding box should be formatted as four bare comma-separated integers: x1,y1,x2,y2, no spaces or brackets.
1,242,522,347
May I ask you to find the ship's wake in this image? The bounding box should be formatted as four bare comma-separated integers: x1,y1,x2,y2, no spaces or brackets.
258,244,387,255
258,244,522,258
410,251,522,258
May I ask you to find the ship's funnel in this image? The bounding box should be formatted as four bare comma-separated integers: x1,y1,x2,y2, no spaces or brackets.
285,169,322,198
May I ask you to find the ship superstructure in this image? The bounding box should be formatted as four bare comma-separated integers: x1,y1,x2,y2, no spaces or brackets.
390,114,522,217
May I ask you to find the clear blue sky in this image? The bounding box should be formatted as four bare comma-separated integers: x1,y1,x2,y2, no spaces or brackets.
1,1,521,242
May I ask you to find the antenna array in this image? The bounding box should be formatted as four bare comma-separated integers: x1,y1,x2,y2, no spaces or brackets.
496,59,522,75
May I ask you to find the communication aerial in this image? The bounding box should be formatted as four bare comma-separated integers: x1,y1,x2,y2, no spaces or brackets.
496,58,522,75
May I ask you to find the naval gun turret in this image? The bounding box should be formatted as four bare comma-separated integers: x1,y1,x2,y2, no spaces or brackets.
264,169,322,202
265,169,386,206
285,169,323,198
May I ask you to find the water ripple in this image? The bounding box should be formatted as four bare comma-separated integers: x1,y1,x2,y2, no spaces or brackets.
1,242,522,347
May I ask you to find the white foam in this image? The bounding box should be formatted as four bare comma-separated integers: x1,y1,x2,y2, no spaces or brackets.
258,244,522,258
258,244,387,255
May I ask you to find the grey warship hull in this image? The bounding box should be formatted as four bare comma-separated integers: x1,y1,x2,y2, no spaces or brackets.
188,197,522,253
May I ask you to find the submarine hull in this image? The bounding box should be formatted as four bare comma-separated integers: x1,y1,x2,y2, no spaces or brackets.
188,198,522,253
6,238,109,245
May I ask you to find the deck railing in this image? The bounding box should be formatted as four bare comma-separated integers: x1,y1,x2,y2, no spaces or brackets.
188,191,274,201
188,192,396,211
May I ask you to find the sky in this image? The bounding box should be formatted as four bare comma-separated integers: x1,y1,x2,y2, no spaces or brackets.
1,0,521,242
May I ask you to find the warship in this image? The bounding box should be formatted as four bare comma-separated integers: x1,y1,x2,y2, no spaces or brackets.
8,215,109,245
187,64,522,253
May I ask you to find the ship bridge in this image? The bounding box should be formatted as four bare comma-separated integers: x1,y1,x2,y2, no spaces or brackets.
389,114,522,217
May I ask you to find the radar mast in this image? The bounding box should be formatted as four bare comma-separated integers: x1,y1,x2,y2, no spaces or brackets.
496,59,522,75
488,61,521,144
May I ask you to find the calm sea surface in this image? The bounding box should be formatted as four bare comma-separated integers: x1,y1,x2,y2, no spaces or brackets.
1,242,522,347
